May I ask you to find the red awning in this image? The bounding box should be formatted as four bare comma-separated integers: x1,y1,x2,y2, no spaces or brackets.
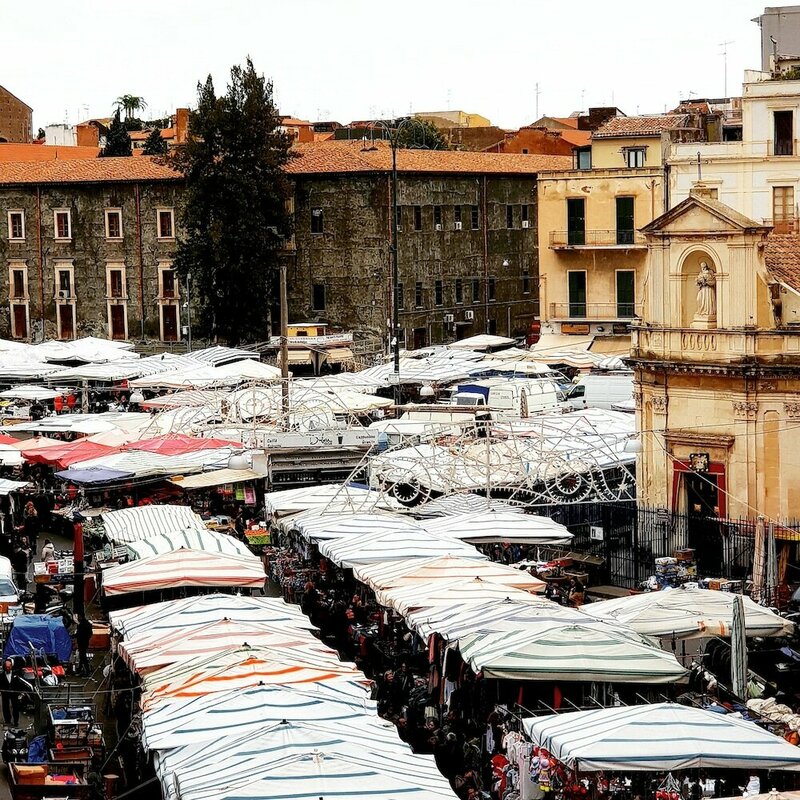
125,434,243,456
23,440,120,469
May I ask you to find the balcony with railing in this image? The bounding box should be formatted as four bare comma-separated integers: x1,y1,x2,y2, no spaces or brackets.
549,229,647,249
549,302,642,320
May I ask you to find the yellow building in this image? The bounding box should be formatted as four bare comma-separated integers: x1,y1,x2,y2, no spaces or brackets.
414,110,491,129
536,115,692,348
631,190,800,526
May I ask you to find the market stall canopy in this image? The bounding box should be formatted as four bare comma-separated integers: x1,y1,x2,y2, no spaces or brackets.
0,385,63,401
126,529,253,561
101,548,265,596
356,555,542,596
405,595,586,643
109,594,314,639
120,618,338,674
0,478,29,495
410,494,521,517
125,433,244,456
73,447,236,481
142,644,368,708
377,576,536,616
8,412,151,436
289,512,431,544
264,483,395,519
585,585,794,639
35,336,137,364
317,527,486,568
102,505,206,543
141,682,379,751
157,717,439,800
22,440,119,469
190,346,261,366
422,511,574,545
169,468,262,490
212,358,282,382
447,334,516,351
523,702,800,772
459,621,686,684
46,353,203,382
173,747,456,800
54,467,135,485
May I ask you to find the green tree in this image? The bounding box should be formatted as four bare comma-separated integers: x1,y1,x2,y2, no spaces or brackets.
397,119,449,150
100,110,132,157
171,58,293,344
142,127,168,155
114,94,148,120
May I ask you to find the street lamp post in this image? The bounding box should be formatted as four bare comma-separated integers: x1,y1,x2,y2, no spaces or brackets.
184,274,192,353
364,118,431,407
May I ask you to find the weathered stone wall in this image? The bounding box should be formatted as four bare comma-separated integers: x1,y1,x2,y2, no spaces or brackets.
290,172,539,347
0,88,32,143
0,180,182,340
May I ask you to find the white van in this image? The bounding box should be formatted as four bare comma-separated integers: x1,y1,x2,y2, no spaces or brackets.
0,556,21,616
453,378,560,419
564,373,634,411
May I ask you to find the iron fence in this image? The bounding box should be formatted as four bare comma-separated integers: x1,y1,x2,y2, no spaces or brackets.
536,502,799,589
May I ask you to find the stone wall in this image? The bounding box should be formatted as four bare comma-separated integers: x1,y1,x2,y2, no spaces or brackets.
0,88,32,143
289,172,539,348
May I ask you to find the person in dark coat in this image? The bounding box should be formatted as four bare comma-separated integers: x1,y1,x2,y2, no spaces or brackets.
11,544,27,591
0,659,30,726
75,614,93,676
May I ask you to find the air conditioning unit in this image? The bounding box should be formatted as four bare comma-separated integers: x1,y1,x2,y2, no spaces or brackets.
454,221,463,230
464,310,475,321
522,220,530,229
57,290,70,300
435,223,443,231
443,313,455,324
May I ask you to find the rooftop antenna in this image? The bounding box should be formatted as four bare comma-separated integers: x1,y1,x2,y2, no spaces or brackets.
535,82,542,120
720,40,734,96
580,88,586,112
696,151,702,181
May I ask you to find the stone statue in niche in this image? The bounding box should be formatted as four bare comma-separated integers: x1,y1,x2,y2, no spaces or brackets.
692,261,717,328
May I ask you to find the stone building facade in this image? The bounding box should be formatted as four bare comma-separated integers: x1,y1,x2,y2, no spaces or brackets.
0,158,183,341
285,141,570,349
0,86,32,144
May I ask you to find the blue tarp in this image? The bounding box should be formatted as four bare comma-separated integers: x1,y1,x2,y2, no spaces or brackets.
4,615,73,662
54,467,134,485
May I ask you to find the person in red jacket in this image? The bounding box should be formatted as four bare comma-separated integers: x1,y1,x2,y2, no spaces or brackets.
65,393,76,413
53,395,64,414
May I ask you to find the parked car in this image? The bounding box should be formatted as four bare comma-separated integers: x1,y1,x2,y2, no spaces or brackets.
563,372,634,411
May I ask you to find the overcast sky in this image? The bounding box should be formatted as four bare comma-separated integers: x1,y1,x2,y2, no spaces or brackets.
0,0,773,132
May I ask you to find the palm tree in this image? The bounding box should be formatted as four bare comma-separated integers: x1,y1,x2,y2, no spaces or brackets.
114,95,148,121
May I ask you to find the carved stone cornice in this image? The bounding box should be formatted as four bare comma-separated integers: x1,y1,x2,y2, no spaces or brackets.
733,401,758,419
785,402,800,419
663,430,735,448
651,395,668,415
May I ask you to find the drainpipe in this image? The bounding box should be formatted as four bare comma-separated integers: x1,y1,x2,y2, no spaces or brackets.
36,186,45,338
663,162,671,212
134,183,145,339
481,176,489,333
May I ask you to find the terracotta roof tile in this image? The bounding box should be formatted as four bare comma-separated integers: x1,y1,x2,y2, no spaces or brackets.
765,234,800,292
0,156,180,185
592,114,689,139
559,129,592,147
286,140,571,176
0,144,101,162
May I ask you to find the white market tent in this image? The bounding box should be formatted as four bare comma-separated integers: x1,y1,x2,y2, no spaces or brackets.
523,703,800,771
102,505,207,544
141,682,378,751
0,478,30,495
126,529,253,561
211,358,282,383
317,527,485,568
376,576,536,616
421,511,574,545
142,644,368,708
411,494,521,517
120,618,338,674
264,484,397,519
190,346,261,366
289,512,425,543
102,549,265,596
584,585,794,639
447,334,516,351
174,749,457,800
458,621,686,684
405,595,586,643
355,555,543,595
0,385,63,401
129,365,240,390
157,718,438,800
109,594,314,639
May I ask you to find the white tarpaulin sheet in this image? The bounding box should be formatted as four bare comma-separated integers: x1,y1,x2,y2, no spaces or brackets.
264,484,394,519
126,529,252,561
523,703,800,771
584,585,794,639
422,511,573,545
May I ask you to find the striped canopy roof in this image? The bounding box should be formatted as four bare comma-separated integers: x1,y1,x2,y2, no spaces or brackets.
109,594,313,639
523,703,800,771
421,510,574,545
459,621,686,684
141,683,378,751
102,505,206,543
126,529,252,561
101,549,265,596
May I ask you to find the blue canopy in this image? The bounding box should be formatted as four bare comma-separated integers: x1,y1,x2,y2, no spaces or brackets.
4,615,73,662
55,467,134,485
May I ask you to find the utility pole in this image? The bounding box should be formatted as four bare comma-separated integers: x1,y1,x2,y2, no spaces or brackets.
535,83,541,120
185,274,192,353
279,261,289,423
720,41,734,97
